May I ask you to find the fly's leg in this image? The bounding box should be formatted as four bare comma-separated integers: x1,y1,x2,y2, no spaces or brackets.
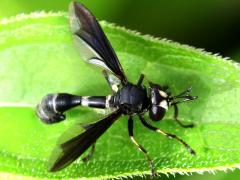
82,143,96,162
128,116,157,177
139,116,196,156
173,104,194,128
137,74,145,86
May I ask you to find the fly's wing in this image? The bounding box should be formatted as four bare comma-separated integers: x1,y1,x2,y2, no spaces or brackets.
69,2,127,84
48,109,122,172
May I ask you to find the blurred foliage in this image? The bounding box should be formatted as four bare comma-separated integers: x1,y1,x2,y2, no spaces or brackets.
230,48,240,62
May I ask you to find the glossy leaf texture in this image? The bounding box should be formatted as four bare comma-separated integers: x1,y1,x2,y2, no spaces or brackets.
0,12,239,179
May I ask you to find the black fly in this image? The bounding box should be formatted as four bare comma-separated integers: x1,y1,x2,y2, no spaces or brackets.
36,1,198,177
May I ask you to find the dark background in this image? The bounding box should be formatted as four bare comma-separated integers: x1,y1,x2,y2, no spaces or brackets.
1,0,239,179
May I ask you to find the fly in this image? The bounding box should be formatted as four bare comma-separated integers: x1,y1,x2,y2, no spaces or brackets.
36,1,198,177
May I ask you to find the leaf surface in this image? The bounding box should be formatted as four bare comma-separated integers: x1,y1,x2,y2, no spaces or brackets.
0,12,239,179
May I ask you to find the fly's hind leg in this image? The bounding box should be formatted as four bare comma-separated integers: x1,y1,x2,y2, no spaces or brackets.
102,70,120,92
173,104,194,128
128,116,157,177
82,142,96,162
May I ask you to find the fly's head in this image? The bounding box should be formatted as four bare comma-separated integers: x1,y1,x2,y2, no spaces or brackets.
149,82,198,121
149,82,170,121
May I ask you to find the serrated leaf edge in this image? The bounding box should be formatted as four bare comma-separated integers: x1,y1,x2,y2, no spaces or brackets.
0,164,239,180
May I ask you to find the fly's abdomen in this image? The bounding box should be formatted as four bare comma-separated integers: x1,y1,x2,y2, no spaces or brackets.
36,93,82,124
36,93,110,124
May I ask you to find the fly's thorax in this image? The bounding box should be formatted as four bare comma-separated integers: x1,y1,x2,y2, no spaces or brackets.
36,93,81,124
112,83,150,115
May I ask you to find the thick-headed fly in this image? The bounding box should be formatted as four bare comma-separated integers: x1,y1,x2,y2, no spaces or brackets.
36,1,198,177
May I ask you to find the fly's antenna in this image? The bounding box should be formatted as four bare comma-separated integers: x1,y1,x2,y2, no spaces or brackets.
36,93,82,124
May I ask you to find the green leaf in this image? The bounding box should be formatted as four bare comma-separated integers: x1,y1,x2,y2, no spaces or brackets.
0,12,240,179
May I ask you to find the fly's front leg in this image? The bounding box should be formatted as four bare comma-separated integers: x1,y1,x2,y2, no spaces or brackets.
82,143,96,162
139,116,196,156
173,104,194,128
128,116,157,177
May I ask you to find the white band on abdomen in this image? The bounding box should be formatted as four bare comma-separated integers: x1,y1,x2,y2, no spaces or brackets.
81,96,89,106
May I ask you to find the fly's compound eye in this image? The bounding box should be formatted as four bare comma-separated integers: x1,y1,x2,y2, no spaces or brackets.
149,105,165,121
36,94,66,124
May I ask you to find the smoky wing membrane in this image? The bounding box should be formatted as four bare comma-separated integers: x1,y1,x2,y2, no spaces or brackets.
48,109,122,172
69,2,127,83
